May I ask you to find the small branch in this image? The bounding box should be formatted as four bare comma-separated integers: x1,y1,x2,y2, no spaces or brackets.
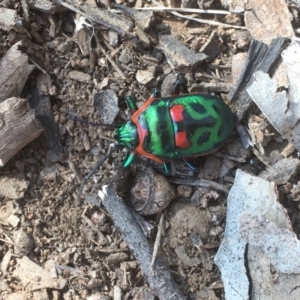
171,11,246,29
169,177,230,194
95,37,126,80
150,213,164,272
0,238,20,247
213,152,246,163
101,185,186,300
136,7,231,15
151,0,245,29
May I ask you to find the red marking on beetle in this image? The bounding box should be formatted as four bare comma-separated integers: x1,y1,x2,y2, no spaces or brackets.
175,131,190,149
170,105,185,122
131,97,165,164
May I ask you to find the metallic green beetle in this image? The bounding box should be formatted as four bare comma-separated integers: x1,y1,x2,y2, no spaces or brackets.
114,75,234,171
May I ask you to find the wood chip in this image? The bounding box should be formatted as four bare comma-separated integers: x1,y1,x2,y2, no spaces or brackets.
136,70,154,85
159,34,207,71
0,8,17,31
0,98,43,167
0,41,35,102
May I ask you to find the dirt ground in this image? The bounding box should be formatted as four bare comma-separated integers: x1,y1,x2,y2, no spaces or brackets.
1,0,300,299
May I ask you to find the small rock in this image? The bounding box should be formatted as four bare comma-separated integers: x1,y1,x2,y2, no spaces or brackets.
177,185,193,198
14,229,34,256
118,49,131,64
7,214,20,227
40,164,61,181
93,89,119,124
69,70,91,83
109,30,119,46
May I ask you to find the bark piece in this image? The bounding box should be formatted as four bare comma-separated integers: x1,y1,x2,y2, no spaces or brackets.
215,169,297,300
58,0,133,35
245,0,294,44
0,41,35,103
0,98,43,167
159,35,208,71
100,185,186,300
27,0,63,13
228,37,285,121
0,8,17,31
246,40,300,151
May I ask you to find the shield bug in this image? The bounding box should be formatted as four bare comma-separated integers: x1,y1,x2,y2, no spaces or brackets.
114,74,234,172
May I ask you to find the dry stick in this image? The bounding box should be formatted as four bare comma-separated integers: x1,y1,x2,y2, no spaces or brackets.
169,177,230,194
0,238,21,247
95,37,126,80
213,152,246,163
28,57,48,75
173,11,246,29
136,7,230,14
101,186,186,300
151,0,246,29
150,213,164,272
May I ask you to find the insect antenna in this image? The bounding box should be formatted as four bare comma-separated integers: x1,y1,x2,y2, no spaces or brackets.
68,112,122,198
77,145,121,200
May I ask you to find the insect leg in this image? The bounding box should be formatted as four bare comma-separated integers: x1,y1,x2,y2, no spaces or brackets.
182,158,197,171
126,96,138,114
77,145,119,199
153,88,161,98
163,162,171,174
123,150,136,168
171,73,189,96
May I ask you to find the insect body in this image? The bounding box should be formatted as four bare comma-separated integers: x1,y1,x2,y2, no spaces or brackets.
115,81,234,170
